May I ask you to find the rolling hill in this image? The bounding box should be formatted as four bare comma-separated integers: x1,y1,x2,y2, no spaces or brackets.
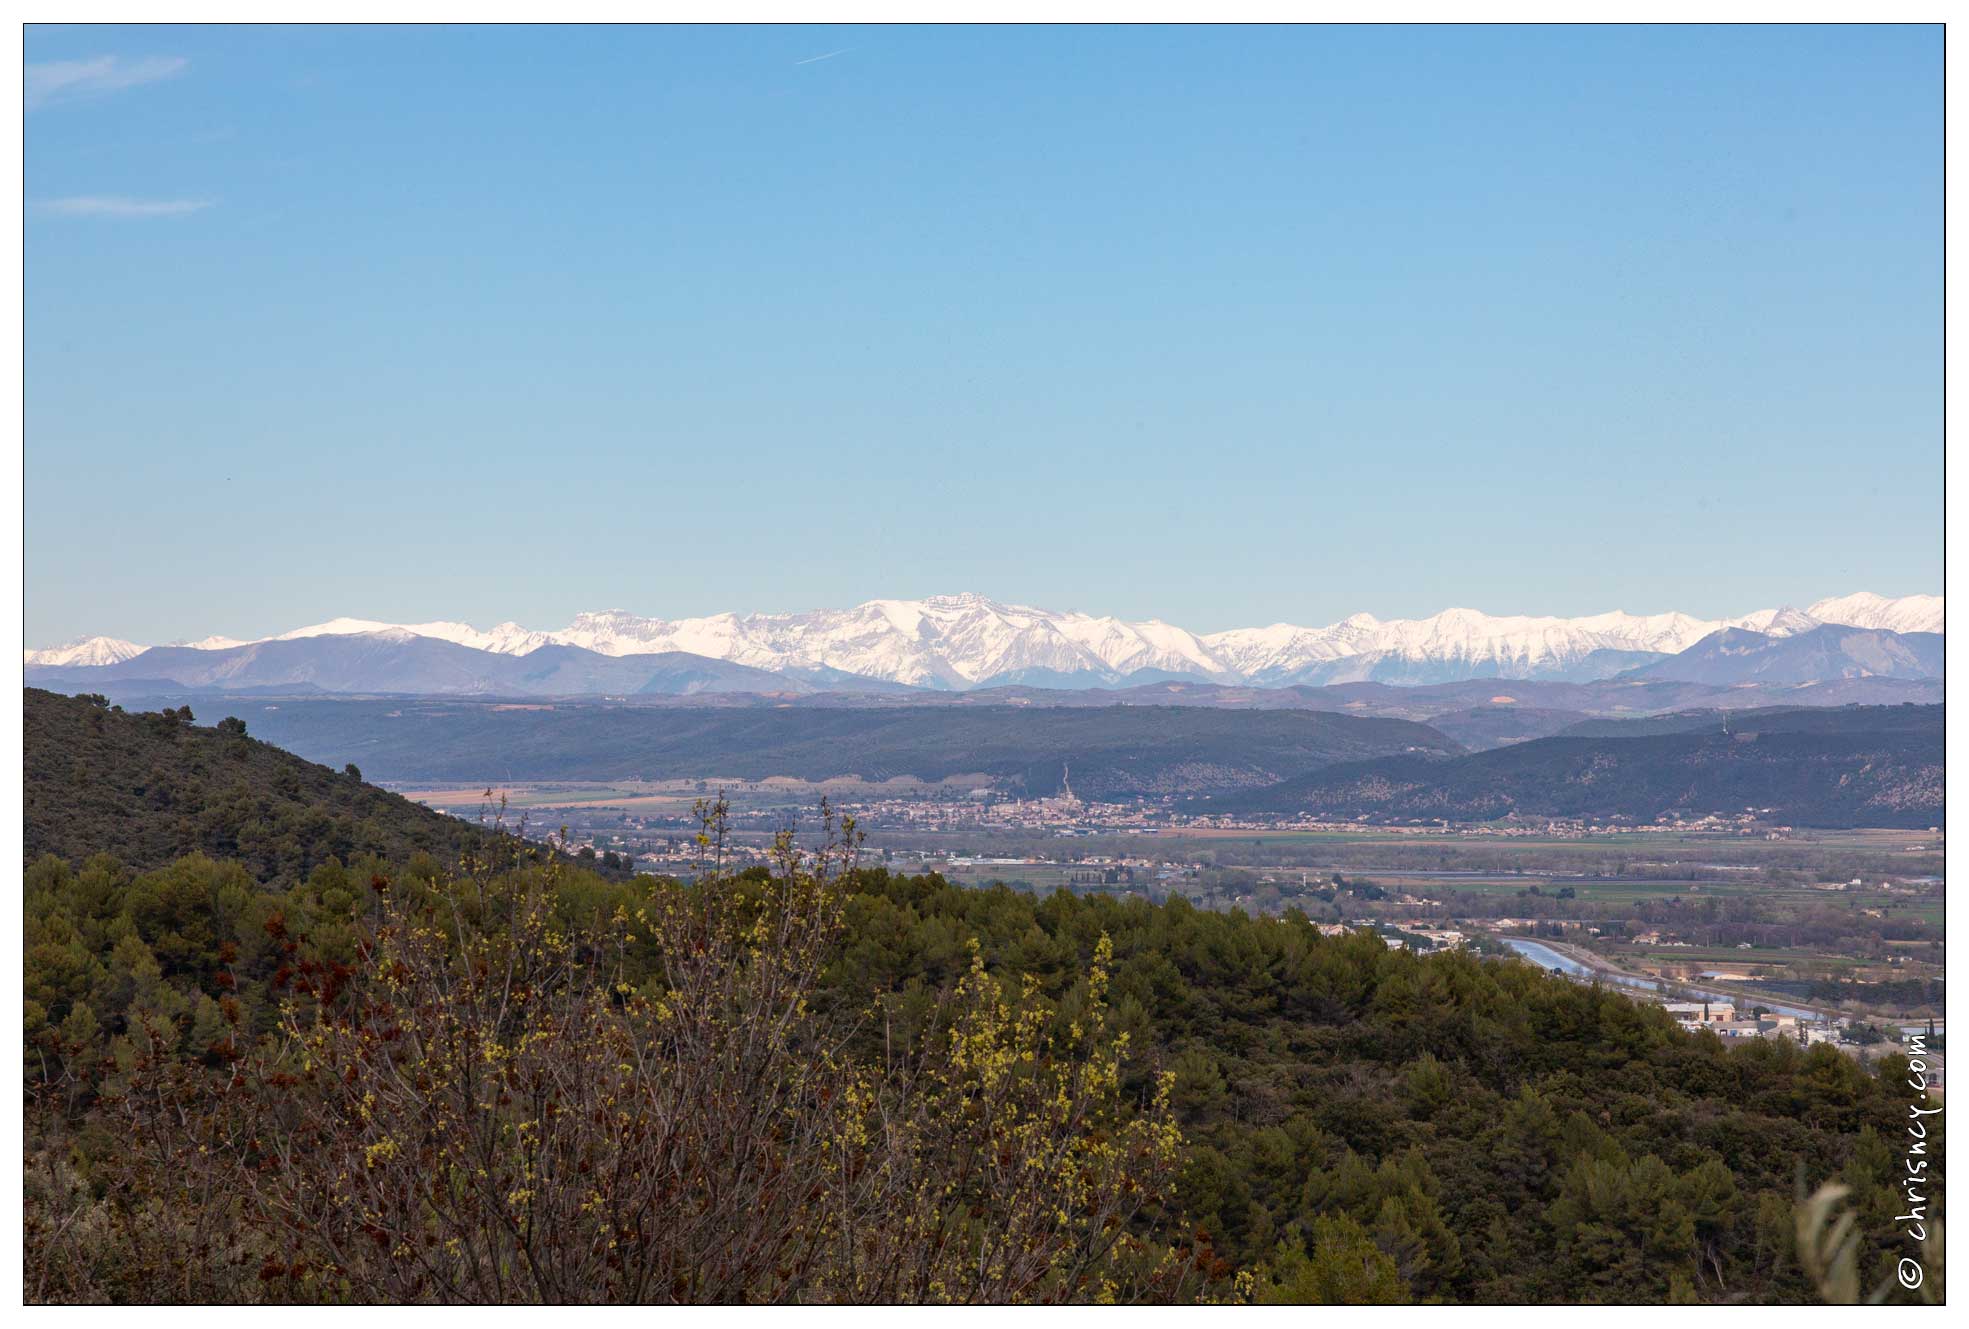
23,688,499,880
1206,704,1943,828
174,697,1464,797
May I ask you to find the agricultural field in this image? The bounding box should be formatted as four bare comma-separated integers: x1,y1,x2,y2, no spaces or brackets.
385,778,1943,1025
394,775,988,820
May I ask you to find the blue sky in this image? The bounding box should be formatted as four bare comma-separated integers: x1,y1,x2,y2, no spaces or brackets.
25,24,1941,644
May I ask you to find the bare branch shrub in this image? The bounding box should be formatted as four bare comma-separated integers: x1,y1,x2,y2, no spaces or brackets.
41,799,1193,1303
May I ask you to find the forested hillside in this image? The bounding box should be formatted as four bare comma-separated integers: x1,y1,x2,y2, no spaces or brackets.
1214,705,1943,828
830,873,1930,1302
166,697,1463,796
22,700,1939,1303
1557,703,1943,740
24,688,494,881
24,842,1933,1303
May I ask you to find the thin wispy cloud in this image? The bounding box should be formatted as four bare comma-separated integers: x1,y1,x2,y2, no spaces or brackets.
25,54,187,110
793,49,852,66
37,196,214,218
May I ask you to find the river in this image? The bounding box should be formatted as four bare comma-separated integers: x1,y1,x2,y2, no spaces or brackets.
1496,936,1826,1022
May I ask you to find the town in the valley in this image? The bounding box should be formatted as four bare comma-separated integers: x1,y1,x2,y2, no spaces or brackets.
398,777,1946,1087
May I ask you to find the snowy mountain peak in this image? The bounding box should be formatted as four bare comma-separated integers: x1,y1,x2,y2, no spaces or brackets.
30,591,1942,690
22,635,145,668
1805,592,1944,635
919,591,1007,611
1759,606,1825,638
270,617,557,655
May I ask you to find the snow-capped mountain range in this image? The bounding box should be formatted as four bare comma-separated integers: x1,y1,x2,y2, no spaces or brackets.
24,591,1943,690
